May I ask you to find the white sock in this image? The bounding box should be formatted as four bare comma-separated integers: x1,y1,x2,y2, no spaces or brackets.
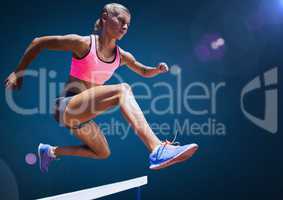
151,144,161,154
48,146,56,158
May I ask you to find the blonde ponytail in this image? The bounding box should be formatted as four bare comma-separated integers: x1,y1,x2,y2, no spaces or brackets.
94,18,102,33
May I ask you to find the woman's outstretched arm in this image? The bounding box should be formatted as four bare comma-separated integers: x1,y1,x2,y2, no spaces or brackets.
5,34,87,89
15,34,86,72
119,48,169,78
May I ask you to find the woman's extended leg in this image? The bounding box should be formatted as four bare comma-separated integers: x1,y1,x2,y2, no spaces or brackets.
63,83,161,152
40,83,198,172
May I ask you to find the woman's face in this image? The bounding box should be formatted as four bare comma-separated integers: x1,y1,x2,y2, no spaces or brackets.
103,9,131,40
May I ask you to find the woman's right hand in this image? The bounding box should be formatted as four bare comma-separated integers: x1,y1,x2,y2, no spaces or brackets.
4,71,23,90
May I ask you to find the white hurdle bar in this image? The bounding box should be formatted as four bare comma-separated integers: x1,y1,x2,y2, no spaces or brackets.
37,176,148,200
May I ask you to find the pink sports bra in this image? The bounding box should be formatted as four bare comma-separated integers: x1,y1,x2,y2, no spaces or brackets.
70,34,121,85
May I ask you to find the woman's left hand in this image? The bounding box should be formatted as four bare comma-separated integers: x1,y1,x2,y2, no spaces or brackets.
156,62,169,74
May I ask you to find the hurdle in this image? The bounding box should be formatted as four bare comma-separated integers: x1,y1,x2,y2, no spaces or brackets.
37,176,148,200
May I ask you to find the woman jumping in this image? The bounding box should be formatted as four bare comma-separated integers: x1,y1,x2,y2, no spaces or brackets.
5,3,198,172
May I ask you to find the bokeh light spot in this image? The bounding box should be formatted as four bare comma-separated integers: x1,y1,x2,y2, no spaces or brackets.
25,153,37,165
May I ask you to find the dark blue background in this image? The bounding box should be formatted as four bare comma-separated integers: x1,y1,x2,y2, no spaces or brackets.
1,0,282,199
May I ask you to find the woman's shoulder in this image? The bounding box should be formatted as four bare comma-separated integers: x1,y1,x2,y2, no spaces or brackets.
118,46,128,56
66,34,91,58
118,47,134,58
117,47,136,66
64,34,91,43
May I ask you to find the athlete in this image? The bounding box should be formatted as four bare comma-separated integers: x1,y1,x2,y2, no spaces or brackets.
5,3,198,172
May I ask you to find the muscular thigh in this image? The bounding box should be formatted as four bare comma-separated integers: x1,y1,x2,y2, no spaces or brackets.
63,84,122,127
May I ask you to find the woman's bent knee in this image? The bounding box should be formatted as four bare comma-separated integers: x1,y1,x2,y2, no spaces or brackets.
120,83,131,93
96,149,111,159
117,83,132,104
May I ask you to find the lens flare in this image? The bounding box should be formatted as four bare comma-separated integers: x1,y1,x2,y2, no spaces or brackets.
25,153,37,165
216,38,225,46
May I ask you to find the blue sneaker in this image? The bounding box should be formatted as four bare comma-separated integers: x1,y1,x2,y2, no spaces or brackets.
38,143,55,173
149,141,198,170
